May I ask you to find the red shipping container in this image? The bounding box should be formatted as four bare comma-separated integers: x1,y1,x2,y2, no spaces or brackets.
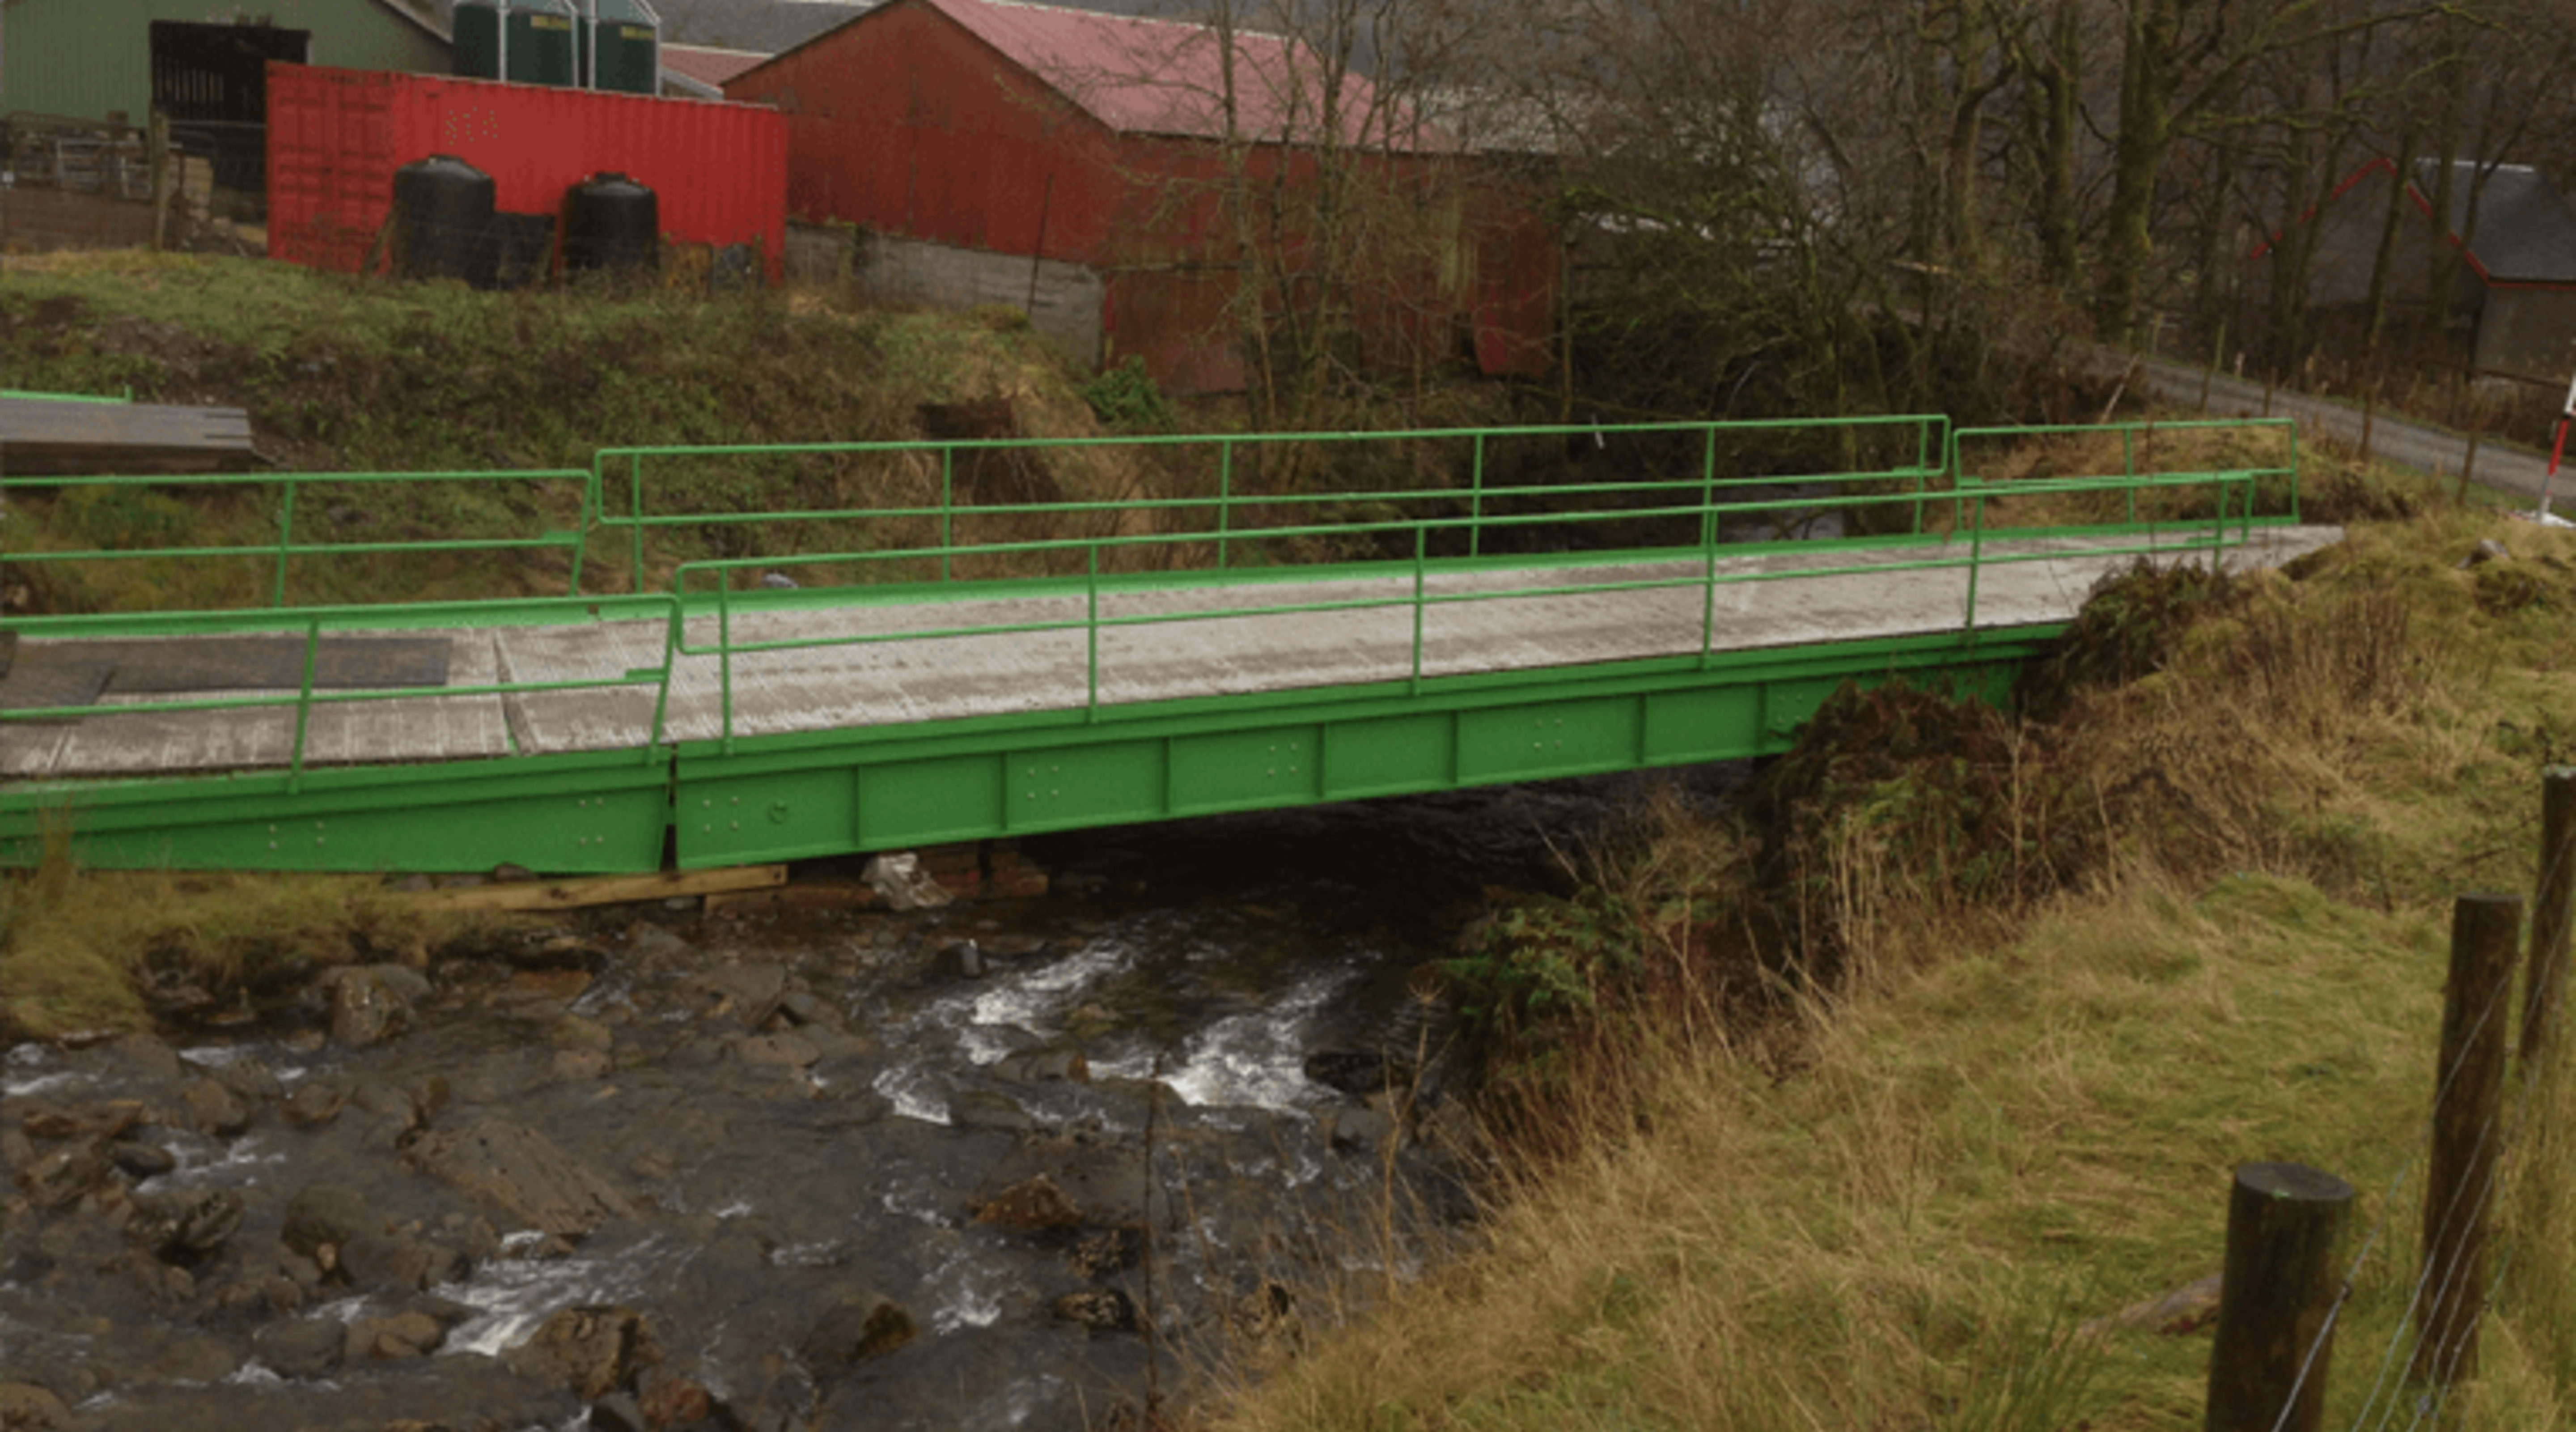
266,63,788,282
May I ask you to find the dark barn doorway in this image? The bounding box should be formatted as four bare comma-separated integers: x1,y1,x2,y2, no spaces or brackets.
149,20,309,220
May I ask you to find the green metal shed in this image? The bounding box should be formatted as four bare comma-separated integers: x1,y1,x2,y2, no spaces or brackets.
0,0,453,126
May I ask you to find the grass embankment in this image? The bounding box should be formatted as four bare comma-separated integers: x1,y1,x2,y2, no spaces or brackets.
0,249,1150,610
1216,486,2576,1428
0,850,488,1040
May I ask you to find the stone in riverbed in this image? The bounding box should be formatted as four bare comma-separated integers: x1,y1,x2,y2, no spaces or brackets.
339,1230,466,1292
18,1139,119,1210
408,1120,636,1238
1053,1287,1140,1332
108,1140,176,1178
16,1097,146,1143
948,1088,1036,1134
130,1188,245,1262
280,1078,347,1126
968,1132,1153,1231
796,1287,917,1373
736,1030,820,1068
323,964,427,1048
343,1309,448,1362
0,1382,72,1430
175,1075,251,1136
503,1305,658,1401
688,962,788,1027
252,1316,347,1378
281,1184,376,1257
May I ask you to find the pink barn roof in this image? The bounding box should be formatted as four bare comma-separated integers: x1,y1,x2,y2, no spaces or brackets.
746,0,1445,149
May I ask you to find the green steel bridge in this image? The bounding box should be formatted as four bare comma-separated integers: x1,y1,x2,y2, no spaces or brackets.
0,415,2335,875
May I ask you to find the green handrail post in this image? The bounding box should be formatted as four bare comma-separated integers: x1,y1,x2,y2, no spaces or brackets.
1699,427,1720,548
2288,426,2303,524
940,447,956,582
628,453,646,594
1411,523,1428,694
568,463,594,597
1470,432,1487,558
1085,544,1101,718
287,617,321,792
272,477,299,608
1963,477,1987,633
1217,438,1233,570
2123,428,2139,525
716,567,736,752
645,595,682,757
1699,543,1719,667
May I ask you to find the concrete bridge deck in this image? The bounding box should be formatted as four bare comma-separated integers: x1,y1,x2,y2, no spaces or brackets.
3,526,2341,783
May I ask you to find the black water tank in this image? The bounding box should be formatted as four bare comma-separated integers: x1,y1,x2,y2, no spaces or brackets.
562,172,657,275
392,155,496,285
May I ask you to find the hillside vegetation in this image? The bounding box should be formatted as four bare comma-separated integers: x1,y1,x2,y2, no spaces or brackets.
1214,498,2576,1430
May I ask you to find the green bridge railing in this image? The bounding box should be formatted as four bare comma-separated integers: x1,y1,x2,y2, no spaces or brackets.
0,415,2301,778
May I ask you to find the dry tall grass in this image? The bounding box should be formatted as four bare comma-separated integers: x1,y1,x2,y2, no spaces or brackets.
1206,507,2576,1432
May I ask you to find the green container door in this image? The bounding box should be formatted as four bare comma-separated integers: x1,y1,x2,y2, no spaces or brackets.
582,19,659,94
453,0,576,86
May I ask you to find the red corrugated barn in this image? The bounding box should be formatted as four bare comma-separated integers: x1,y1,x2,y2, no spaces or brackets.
726,0,1557,392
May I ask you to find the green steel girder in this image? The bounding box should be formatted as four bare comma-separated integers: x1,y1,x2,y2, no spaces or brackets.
664,630,2040,869
0,750,671,873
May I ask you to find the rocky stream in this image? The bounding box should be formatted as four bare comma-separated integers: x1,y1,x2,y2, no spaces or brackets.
1,773,1725,1432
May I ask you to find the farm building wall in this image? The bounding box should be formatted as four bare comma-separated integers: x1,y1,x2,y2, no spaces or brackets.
1,0,449,125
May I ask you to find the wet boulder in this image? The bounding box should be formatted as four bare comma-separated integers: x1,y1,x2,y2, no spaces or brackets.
18,1138,120,1211
175,1076,251,1137
281,1184,376,1258
1052,1287,1139,1333
862,851,951,910
343,1309,449,1362
948,1089,1036,1134
339,1230,466,1293
252,1317,347,1378
796,1287,917,1374
0,1382,73,1430
107,1140,176,1178
100,1031,185,1084
408,1120,636,1239
989,1045,1089,1085
1304,1045,1415,1099
279,1078,348,1127
16,1097,146,1143
128,1188,245,1264
503,1305,658,1401
322,965,429,1048
968,1132,1154,1232
204,1056,284,1105
688,962,787,1027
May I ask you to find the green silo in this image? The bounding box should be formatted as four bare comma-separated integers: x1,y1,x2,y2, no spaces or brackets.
453,0,578,87
580,0,661,95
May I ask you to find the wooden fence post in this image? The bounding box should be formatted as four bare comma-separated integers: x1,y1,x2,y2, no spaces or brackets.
2414,892,2523,1385
2205,1162,2354,1432
2525,768,2576,1065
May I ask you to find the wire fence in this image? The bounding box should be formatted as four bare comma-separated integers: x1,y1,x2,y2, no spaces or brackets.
2208,767,2575,1432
